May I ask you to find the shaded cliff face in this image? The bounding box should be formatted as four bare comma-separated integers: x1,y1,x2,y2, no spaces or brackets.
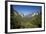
10,5,23,29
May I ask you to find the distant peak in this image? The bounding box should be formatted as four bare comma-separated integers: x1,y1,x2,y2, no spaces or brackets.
32,13,38,16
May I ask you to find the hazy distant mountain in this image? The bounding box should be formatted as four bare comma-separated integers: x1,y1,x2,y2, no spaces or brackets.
23,13,38,18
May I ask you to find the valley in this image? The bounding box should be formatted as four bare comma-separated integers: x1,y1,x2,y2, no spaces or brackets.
10,10,42,29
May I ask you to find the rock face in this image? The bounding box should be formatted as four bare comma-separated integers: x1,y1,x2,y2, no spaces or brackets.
13,10,24,17
19,12,24,17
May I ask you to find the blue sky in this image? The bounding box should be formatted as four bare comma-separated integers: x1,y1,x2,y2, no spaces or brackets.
12,5,42,15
